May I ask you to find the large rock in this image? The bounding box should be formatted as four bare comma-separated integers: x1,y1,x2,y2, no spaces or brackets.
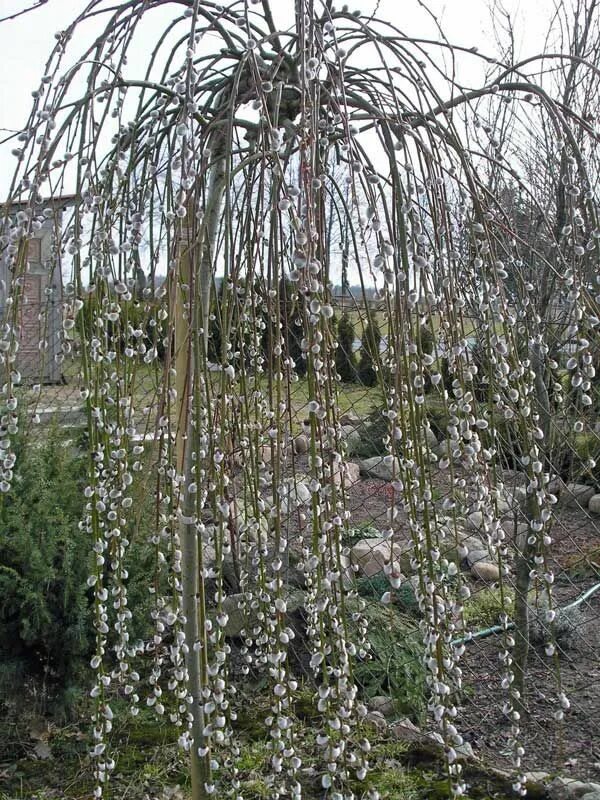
350,538,410,577
548,777,600,800
365,710,387,732
561,483,596,509
229,500,270,539
496,498,512,515
466,511,486,532
332,461,361,488
524,772,550,793
369,696,395,717
257,444,273,465
455,741,475,760
279,477,312,514
390,717,422,741
222,551,307,594
470,561,501,582
589,494,600,514
501,519,529,540
351,538,392,577
339,410,361,427
293,434,308,455
503,486,527,509
338,424,362,455
339,424,357,440
358,456,399,481
221,594,256,638
466,548,490,567
439,533,486,566
433,439,462,463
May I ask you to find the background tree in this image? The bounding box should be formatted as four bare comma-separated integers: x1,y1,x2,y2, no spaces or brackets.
335,313,358,383
358,319,382,387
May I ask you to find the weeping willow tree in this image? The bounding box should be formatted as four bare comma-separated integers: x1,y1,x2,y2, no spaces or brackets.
1,1,600,799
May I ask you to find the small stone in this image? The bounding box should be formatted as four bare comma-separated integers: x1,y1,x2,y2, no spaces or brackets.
351,539,392,578
561,483,596,509
293,434,308,455
369,696,394,717
390,717,422,741
466,511,485,531
365,710,387,731
339,410,361,426
470,561,501,582
466,549,489,567
548,777,600,800
589,494,600,514
358,456,400,481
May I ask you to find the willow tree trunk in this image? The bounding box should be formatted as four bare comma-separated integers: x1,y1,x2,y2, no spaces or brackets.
174,146,226,800
512,342,553,711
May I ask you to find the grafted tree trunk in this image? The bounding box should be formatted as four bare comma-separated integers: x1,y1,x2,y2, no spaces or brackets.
512,342,553,711
174,143,227,800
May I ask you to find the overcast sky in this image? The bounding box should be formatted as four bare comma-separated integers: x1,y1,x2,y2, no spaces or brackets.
0,0,558,195
0,0,561,288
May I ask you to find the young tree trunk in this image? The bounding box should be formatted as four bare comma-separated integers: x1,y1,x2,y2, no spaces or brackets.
175,144,227,800
512,529,533,712
512,342,553,711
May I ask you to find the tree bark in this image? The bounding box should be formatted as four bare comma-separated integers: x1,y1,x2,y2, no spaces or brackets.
174,142,227,800
512,342,552,711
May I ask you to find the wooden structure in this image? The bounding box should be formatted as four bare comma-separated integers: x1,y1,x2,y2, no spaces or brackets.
0,195,75,383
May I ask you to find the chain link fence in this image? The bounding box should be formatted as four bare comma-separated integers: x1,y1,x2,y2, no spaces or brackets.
2,288,599,791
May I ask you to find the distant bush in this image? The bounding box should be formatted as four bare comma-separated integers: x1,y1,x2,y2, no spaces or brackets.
335,313,359,383
352,604,427,722
356,574,418,612
348,407,390,458
0,425,159,715
0,426,90,710
79,294,171,361
463,587,511,628
357,319,381,387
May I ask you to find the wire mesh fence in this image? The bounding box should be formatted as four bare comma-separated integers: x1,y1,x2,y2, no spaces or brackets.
3,287,600,790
